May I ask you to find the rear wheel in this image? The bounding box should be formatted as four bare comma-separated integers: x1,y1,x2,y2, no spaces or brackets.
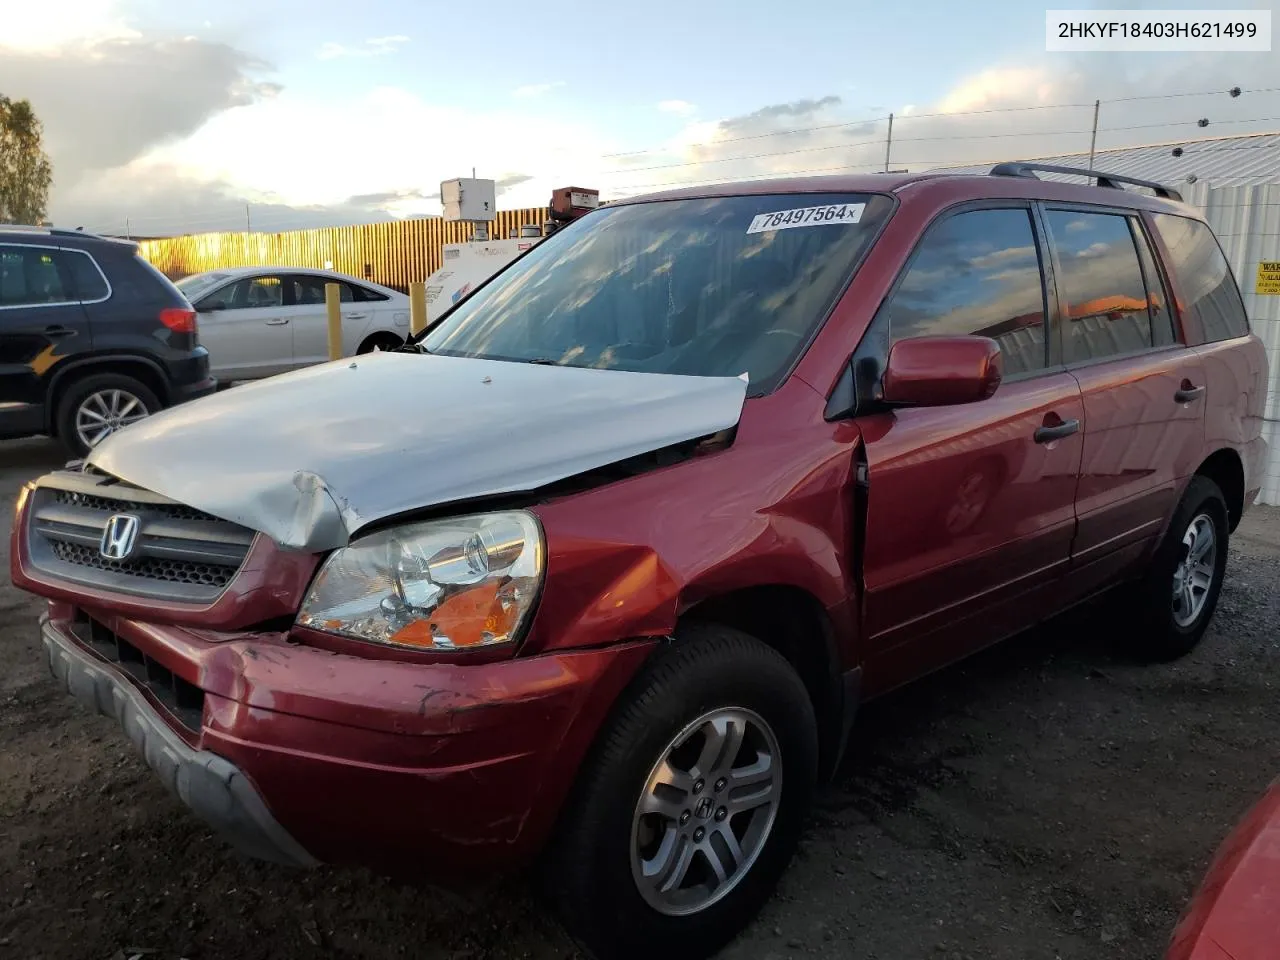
543,624,817,960
1123,475,1230,661
55,373,160,458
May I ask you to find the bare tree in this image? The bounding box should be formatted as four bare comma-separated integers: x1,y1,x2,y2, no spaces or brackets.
0,94,53,224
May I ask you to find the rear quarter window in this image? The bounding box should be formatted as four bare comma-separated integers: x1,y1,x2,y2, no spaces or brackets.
1150,214,1251,342
65,251,110,301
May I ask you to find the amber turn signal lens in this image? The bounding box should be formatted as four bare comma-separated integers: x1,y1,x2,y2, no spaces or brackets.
390,580,523,648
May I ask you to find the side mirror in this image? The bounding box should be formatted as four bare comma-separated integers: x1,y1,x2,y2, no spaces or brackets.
882,335,1002,407
195,300,221,313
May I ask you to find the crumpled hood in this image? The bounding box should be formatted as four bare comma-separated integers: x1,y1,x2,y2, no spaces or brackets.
86,352,748,552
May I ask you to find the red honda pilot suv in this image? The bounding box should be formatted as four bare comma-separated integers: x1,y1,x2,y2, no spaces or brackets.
11,164,1268,960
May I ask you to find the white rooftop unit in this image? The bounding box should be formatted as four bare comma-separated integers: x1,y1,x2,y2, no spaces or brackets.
441,178,497,222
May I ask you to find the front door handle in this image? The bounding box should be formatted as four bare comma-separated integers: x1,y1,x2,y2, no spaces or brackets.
1034,418,1080,444
1175,384,1205,403
264,317,289,326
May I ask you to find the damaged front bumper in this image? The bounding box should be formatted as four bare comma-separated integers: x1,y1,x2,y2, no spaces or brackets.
39,606,657,878
41,614,316,867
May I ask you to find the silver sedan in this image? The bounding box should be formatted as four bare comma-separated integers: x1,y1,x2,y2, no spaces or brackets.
176,267,411,383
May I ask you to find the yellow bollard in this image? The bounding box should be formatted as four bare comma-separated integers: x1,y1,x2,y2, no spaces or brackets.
409,281,427,337
325,282,342,361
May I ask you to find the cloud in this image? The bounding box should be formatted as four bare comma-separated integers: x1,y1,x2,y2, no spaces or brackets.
496,174,535,192
53,163,400,236
2,0,136,49
342,188,439,207
658,100,697,117
603,94,876,187
970,245,1038,270
512,81,565,99
53,77,618,233
1076,241,1111,258
595,51,1280,198
316,35,409,60
339,174,531,210
716,95,843,138
1,35,280,191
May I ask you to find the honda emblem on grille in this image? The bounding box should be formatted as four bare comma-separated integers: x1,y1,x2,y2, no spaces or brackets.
99,514,141,561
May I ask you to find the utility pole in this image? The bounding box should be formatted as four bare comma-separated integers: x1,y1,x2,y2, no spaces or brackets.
125,217,131,240
1088,99,1100,172
884,113,894,173
245,204,252,233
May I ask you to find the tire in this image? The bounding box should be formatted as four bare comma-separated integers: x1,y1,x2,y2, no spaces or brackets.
542,623,818,960
1123,474,1230,662
357,332,403,354
55,373,161,458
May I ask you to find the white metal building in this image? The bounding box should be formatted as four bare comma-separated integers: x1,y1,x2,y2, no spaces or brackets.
932,132,1280,506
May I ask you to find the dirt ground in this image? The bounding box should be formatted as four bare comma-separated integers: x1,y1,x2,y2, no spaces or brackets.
2,435,1278,960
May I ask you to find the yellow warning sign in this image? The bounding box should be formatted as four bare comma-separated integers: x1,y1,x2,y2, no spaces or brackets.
1258,261,1280,296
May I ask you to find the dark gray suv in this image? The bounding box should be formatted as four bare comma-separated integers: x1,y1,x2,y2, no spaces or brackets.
0,226,215,456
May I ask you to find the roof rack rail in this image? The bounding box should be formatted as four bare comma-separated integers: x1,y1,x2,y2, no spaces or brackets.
0,224,98,238
988,162,1183,202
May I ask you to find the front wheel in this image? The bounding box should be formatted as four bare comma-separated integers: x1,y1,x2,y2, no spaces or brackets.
543,624,817,960
1123,474,1230,661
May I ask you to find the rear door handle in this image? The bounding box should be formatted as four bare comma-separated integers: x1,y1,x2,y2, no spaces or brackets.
345,312,369,320
1034,418,1080,444
1175,384,1205,403
44,325,76,338
264,317,289,326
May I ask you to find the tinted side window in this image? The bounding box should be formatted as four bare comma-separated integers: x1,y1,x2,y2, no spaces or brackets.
354,285,389,302
291,276,354,304
1046,211,1152,364
203,276,283,310
1130,221,1177,347
65,251,109,301
1151,213,1250,342
0,245,74,307
882,208,1047,376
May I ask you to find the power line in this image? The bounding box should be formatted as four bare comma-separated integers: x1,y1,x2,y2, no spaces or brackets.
600,84,1280,163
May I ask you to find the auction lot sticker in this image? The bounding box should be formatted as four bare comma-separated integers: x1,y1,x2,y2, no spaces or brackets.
1257,261,1280,295
747,203,865,234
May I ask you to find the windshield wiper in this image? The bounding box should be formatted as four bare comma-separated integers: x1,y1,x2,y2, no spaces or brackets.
526,358,561,365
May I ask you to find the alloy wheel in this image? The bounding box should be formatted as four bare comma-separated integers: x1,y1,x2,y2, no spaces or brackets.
1172,513,1216,628
75,389,151,450
630,707,782,917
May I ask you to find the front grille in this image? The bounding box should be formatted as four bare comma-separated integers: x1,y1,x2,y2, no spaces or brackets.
49,540,238,588
26,470,255,603
52,488,214,523
77,615,205,733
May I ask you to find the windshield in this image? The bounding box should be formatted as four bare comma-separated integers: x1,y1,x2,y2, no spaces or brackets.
424,192,893,393
176,271,232,300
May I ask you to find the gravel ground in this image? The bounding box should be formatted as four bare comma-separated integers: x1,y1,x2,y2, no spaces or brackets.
2,435,1278,960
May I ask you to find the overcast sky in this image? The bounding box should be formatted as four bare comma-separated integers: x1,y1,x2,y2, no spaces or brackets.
1,0,1277,235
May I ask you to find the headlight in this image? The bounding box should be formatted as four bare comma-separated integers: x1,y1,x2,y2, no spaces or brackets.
297,511,544,651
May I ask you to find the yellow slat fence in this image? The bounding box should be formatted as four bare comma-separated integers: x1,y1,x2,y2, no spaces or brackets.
138,209,550,293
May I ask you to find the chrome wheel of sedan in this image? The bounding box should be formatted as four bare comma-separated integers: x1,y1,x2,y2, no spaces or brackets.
1172,513,1217,628
75,388,151,450
630,707,782,917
